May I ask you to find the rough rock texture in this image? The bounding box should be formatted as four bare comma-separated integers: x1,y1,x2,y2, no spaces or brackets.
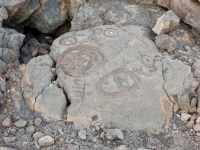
38,136,55,147
69,0,86,18
153,10,180,35
2,0,28,18
162,56,199,111
28,0,69,33
104,5,150,28
155,34,177,52
170,0,200,35
70,6,104,31
21,55,54,101
34,84,66,121
0,28,25,71
0,0,8,27
51,25,173,131
10,0,40,26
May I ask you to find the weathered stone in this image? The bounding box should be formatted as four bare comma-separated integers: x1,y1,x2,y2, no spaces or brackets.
155,34,177,52
38,136,55,147
34,118,42,126
104,5,150,28
162,56,199,111
21,55,54,100
33,132,44,140
34,84,66,121
193,124,200,132
70,6,104,31
115,145,128,150
10,0,40,26
155,0,170,8
0,0,8,27
78,129,87,140
106,129,124,140
170,0,200,35
195,136,200,142
0,77,5,92
180,113,191,122
3,137,15,143
69,0,86,18
152,10,180,35
186,120,194,129
28,0,69,33
26,125,35,136
196,116,200,124
3,0,28,18
14,119,27,128
1,116,12,128
0,147,17,150
51,25,173,131
193,59,200,78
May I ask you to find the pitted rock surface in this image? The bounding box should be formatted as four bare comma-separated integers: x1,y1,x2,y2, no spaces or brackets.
51,25,173,131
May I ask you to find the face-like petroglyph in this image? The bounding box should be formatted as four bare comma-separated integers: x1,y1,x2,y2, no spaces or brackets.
56,45,105,77
59,36,77,46
97,68,140,98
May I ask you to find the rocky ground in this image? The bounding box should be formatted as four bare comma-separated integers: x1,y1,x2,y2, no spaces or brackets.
0,0,200,149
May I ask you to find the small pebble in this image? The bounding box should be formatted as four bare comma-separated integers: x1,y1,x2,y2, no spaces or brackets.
33,132,44,140
3,137,15,143
78,129,87,140
106,129,124,140
195,136,200,142
186,121,194,129
180,113,191,122
193,124,200,132
14,119,27,128
26,125,36,136
38,136,55,147
1,116,12,128
34,118,42,127
115,145,128,150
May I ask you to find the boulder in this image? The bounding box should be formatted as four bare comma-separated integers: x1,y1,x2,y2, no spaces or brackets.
51,25,173,131
70,6,104,31
155,34,177,52
69,0,86,18
10,0,40,26
104,5,150,28
28,0,69,33
34,84,66,121
152,10,180,35
21,55,54,100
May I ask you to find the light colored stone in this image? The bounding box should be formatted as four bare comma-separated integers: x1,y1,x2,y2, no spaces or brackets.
106,129,124,140
0,77,5,92
193,124,200,132
152,10,180,35
1,116,12,128
33,132,44,140
0,147,17,150
173,102,179,113
38,136,55,147
78,129,87,140
155,34,177,52
50,25,173,131
196,116,200,124
34,84,66,121
3,137,15,143
180,113,191,122
162,56,199,111
21,54,54,101
115,145,128,150
34,118,42,126
14,119,27,128
186,121,194,129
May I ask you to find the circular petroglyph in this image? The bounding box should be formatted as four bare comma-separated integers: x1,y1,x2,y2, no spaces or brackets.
97,68,140,98
92,28,103,34
57,45,106,77
140,54,154,68
59,36,77,46
103,28,119,38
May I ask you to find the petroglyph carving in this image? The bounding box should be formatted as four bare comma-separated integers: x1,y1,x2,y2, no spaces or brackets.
59,36,77,46
57,45,105,77
92,28,103,34
103,28,119,38
97,68,140,98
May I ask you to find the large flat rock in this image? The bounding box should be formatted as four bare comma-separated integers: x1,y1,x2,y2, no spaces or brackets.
50,25,173,131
